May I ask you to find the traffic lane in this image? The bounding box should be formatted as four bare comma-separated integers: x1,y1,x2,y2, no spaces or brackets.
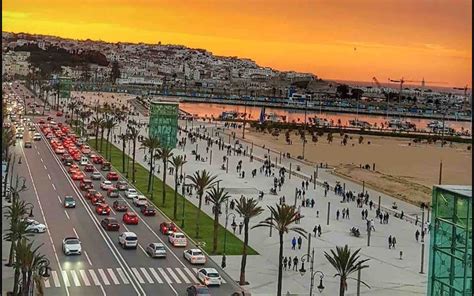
36,133,176,296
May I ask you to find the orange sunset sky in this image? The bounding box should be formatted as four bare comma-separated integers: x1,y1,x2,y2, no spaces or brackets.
3,0,472,87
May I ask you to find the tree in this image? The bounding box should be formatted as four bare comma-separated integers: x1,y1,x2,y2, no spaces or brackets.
235,196,264,285
351,88,364,100
170,155,186,219
14,237,47,296
118,133,129,173
186,170,219,238
128,126,140,183
67,101,79,128
253,204,306,296
2,128,15,161
90,116,103,150
156,147,174,205
104,117,117,160
4,198,32,267
111,61,121,84
324,245,370,296
336,84,350,99
207,187,231,254
140,136,161,192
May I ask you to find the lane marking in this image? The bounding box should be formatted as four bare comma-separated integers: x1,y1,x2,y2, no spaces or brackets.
89,270,101,286
131,268,145,284
167,268,181,284
139,267,154,284
70,270,81,287
158,268,172,284
61,270,71,287
98,269,111,286
57,195,62,203
37,151,40,155
184,267,199,283
40,158,44,162
43,164,47,170
116,268,130,284
72,227,79,238
79,270,91,286
52,183,56,191
52,271,60,287
84,251,93,266
107,268,120,285
175,268,191,283
148,268,163,284
99,284,107,296
44,278,51,288
64,210,70,220
48,174,51,180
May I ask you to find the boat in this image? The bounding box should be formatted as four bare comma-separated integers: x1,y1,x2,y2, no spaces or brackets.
349,119,371,128
427,120,443,129
220,111,238,120
387,118,416,130
310,116,330,127
266,113,285,123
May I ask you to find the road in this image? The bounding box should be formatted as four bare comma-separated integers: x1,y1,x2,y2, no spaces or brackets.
6,82,242,296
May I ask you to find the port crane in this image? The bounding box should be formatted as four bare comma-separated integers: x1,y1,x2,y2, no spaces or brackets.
453,85,471,111
372,76,391,118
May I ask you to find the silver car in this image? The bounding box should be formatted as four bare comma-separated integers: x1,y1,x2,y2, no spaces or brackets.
146,243,167,258
62,237,82,255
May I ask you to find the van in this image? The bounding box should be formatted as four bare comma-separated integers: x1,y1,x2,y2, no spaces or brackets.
80,156,89,166
118,232,138,249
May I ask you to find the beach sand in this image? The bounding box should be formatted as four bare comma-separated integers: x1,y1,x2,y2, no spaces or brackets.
243,128,472,205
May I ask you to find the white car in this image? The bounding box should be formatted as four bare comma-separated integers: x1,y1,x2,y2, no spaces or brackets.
24,219,46,233
183,249,206,264
118,232,138,249
133,195,147,207
62,237,82,255
196,268,222,286
100,180,113,190
146,243,167,258
125,188,138,199
168,232,187,247
33,133,41,141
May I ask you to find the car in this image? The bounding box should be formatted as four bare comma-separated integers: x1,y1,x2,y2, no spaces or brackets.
63,157,73,166
62,237,81,255
71,171,85,181
91,195,105,206
68,164,80,174
106,172,119,181
46,133,53,139
140,205,156,216
55,146,66,154
16,133,23,139
133,195,148,207
124,188,138,199
101,217,120,231
123,212,139,225
160,222,178,235
72,153,81,161
56,112,63,117
100,180,113,190
80,179,94,191
168,232,187,247
92,156,104,164
33,133,41,141
24,141,32,148
24,219,46,233
47,116,52,121
146,243,167,258
80,156,89,165
29,126,35,131
95,203,111,215
118,232,138,249
63,196,76,208
184,249,207,264
196,268,222,286
91,171,102,180
81,145,91,155
113,200,128,212
85,189,98,200
101,162,111,171
116,181,128,191
186,285,211,296
107,187,120,198
84,164,94,172
39,119,45,124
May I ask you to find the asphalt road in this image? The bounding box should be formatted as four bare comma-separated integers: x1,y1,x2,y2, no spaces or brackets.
7,82,242,296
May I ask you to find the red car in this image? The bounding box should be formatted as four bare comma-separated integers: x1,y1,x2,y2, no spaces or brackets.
39,119,45,124
113,201,127,212
56,112,63,117
101,218,120,231
93,156,104,164
72,153,81,161
91,195,105,206
141,205,156,216
85,189,98,200
123,212,139,225
95,203,111,215
107,187,120,198
61,153,71,161
81,145,91,155
84,164,94,172
106,172,119,181
68,164,80,173
71,172,85,181
160,222,177,235
80,179,93,191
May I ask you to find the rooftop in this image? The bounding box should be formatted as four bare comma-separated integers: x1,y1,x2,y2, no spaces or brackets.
434,185,472,198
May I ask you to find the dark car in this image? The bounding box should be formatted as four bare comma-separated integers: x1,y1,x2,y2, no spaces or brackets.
116,181,128,191
101,217,120,231
107,187,120,198
101,162,111,171
63,157,74,166
186,285,211,296
141,205,156,216
112,200,127,212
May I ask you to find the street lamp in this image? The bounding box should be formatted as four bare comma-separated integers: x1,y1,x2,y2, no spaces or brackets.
222,208,237,269
299,248,325,294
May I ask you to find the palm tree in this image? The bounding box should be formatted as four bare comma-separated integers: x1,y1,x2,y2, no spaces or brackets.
99,119,107,153
2,128,15,161
156,147,174,205
324,245,370,296
207,187,231,254
90,116,103,150
14,237,47,296
186,170,219,238
67,101,79,128
235,196,264,285
170,155,186,219
104,117,117,160
128,126,140,183
118,133,129,173
140,136,161,192
253,204,306,296
4,198,31,267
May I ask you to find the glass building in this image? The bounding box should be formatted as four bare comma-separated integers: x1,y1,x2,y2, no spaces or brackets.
148,101,178,149
428,185,472,296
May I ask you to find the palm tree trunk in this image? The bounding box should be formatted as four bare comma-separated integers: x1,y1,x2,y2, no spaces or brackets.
7,240,15,266
132,139,137,183
239,220,249,285
100,128,105,152
147,149,153,192
21,269,27,295
94,128,99,150
277,232,284,296
25,271,32,296
13,265,20,295
121,138,126,173
339,278,346,296
162,160,167,205
212,211,219,254
173,171,178,219
105,129,111,159
195,194,203,238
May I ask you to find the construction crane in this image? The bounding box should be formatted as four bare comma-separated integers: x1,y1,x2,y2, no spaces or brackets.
388,78,447,98
372,77,391,118
453,85,470,111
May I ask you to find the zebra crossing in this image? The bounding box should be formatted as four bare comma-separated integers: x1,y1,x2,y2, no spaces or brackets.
44,267,226,288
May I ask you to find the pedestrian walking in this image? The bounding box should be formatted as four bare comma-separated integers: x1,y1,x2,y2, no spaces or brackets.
291,237,296,250
421,230,425,241
293,256,298,271
297,236,302,249
388,235,392,249
238,221,243,234
311,199,315,208
283,257,288,270
317,225,322,237
346,208,350,219
362,209,365,220
342,208,346,219
336,209,340,220
313,225,317,237
287,256,292,270
392,236,397,248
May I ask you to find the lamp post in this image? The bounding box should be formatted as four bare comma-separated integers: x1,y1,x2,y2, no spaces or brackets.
299,248,325,295
222,199,236,269
302,99,308,159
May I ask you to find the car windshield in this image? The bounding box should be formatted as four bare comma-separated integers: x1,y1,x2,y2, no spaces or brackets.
196,287,210,294
65,197,74,201
156,246,165,250
108,219,117,223
207,272,219,278
125,237,137,241
129,189,136,192
193,251,203,256
175,234,185,238
65,239,80,245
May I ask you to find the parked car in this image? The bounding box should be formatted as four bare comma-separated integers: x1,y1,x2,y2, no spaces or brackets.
186,285,211,296
24,219,46,233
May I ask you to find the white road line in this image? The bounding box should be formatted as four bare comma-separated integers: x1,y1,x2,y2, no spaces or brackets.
107,268,120,285
131,268,145,284
43,164,47,170
138,244,149,257
64,210,70,220
44,278,51,288
139,268,154,284
84,251,93,266
62,270,71,287
116,268,130,284
148,268,163,284
89,270,101,286
52,183,56,190
184,268,199,283
40,158,44,162
37,151,40,155
98,269,111,286
48,174,51,180
79,270,91,286
192,268,199,274
167,268,181,284
175,268,191,283
57,195,62,203
70,270,81,287
99,284,107,296
72,227,79,238
52,271,60,287
158,268,172,284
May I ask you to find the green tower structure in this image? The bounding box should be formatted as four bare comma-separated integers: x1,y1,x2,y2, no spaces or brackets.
428,185,472,296
148,101,178,149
